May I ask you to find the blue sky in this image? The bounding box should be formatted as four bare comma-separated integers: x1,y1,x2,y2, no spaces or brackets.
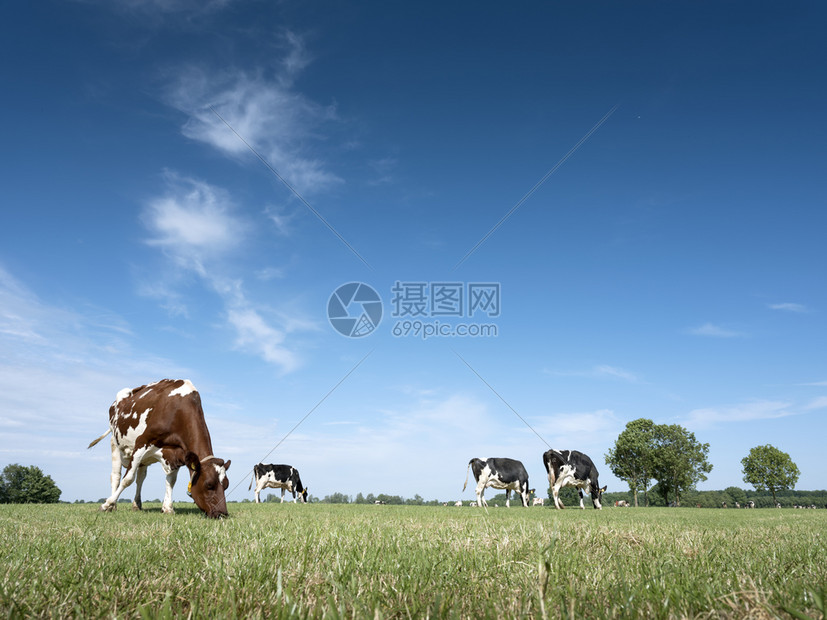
1,1,825,503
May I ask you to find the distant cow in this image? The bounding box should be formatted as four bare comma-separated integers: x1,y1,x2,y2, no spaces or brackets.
463,458,531,507
533,497,544,506
746,500,755,509
88,379,231,519
735,502,741,509
249,464,307,503
454,500,462,507
615,500,629,507
543,449,606,510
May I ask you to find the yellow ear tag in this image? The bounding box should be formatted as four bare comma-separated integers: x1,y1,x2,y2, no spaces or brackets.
190,463,196,470
187,481,192,497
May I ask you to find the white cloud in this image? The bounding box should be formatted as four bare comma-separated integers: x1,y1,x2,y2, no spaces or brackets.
687,323,746,338
768,302,810,313
544,365,642,383
529,409,621,452
799,380,827,387
165,35,341,196
0,264,189,502
803,396,827,411
685,400,794,428
143,172,246,268
226,307,297,373
594,365,641,383
139,175,309,373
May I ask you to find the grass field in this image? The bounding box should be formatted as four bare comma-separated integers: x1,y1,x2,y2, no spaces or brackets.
1,503,825,619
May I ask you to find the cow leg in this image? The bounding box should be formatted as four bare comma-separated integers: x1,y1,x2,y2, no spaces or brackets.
162,468,179,514
505,490,511,508
281,488,287,503
101,448,147,512
132,465,147,511
254,479,267,503
578,490,586,510
475,479,488,508
552,479,566,510
108,437,122,503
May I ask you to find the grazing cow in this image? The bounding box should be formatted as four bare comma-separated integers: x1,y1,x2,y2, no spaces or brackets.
543,449,606,510
248,464,307,504
735,502,741,509
615,500,629,507
533,497,545,506
747,500,755,509
454,500,462,507
463,458,531,507
722,502,728,509
88,379,231,519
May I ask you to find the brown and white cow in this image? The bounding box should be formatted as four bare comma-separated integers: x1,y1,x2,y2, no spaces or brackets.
88,379,231,519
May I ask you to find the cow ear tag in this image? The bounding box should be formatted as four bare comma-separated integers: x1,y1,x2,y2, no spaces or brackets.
190,462,196,470
187,481,192,497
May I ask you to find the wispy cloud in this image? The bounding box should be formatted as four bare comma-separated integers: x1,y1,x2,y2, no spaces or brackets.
544,365,643,383
0,264,188,500
686,400,794,428
768,302,810,313
803,396,827,411
143,171,247,270
140,174,310,373
530,409,621,452
799,380,827,387
687,323,746,338
165,33,341,196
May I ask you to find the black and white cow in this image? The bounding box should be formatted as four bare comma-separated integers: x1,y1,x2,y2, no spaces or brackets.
543,449,606,510
249,464,307,503
462,457,531,507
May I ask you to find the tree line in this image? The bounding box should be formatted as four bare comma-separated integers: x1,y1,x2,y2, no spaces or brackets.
606,418,801,506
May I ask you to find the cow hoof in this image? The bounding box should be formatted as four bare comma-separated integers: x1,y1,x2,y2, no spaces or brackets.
162,506,174,515
131,503,142,511
100,503,116,513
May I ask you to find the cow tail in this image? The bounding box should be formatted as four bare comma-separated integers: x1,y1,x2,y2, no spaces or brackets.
462,460,472,492
248,468,256,491
87,428,111,449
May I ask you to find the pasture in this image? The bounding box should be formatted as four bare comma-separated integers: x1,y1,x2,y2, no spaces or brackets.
1,503,825,619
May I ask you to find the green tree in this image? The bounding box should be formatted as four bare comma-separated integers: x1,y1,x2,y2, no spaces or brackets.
0,464,61,504
724,486,748,506
605,418,656,507
650,424,712,506
741,444,800,505
322,492,351,504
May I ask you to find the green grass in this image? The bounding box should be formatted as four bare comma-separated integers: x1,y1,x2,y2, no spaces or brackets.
1,503,825,619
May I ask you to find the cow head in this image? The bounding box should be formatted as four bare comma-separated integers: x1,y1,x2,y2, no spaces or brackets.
591,484,607,509
186,453,231,518
300,487,308,503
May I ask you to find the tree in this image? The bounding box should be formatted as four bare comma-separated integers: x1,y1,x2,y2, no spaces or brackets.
741,444,800,505
0,464,62,504
605,418,657,507
650,424,712,506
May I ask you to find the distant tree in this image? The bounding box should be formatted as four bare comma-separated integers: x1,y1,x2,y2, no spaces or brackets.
322,492,351,504
650,424,712,506
355,492,366,504
605,418,657,507
546,486,580,507
741,445,800,505
0,464,61,504
724,486,747,506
